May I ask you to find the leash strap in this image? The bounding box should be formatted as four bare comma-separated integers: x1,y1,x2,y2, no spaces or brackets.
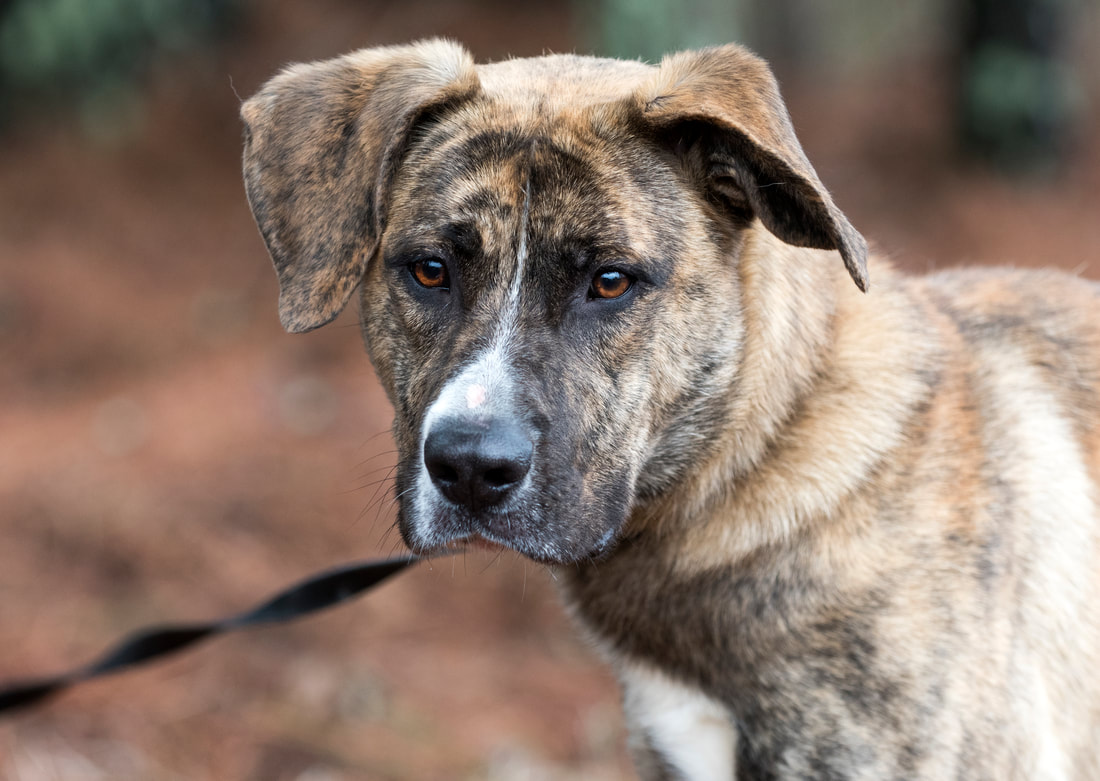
0,554,420,715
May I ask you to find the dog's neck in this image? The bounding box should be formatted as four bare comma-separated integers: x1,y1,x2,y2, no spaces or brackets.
557,233,941,692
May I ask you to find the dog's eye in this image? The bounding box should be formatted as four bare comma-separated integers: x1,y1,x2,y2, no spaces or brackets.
410,258,449,290
589,269,633,300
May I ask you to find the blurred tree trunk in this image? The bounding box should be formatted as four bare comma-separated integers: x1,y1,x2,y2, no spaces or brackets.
957,0,1081,175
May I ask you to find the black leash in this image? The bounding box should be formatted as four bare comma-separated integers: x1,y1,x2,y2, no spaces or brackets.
0,554,422,715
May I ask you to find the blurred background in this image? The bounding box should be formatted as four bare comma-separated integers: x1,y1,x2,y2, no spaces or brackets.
0,1,1097,778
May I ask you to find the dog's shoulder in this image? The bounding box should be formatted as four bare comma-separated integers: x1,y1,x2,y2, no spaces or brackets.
916,267,1100,436
920,266,1100,341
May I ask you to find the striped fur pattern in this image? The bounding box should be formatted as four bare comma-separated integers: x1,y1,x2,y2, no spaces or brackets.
242,40,1100,779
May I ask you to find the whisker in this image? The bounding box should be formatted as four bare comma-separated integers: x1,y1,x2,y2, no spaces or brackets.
352,447,398,469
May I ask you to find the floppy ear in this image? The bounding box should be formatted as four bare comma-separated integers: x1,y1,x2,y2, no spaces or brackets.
633,44,868,291
241,39,481,332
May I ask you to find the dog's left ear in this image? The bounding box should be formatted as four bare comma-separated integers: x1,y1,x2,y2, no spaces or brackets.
633,44,868,291
242,39,481,332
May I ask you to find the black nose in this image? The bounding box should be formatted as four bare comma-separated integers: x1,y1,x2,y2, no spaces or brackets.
423,416,533,512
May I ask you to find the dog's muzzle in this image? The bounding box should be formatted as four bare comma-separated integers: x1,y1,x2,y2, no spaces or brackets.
423,415,533,513
410,404,621,563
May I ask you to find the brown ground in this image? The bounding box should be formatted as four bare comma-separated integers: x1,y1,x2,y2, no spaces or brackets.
1,4,1098,779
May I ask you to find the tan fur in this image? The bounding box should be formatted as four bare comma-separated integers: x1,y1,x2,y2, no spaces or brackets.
242,40,1100,779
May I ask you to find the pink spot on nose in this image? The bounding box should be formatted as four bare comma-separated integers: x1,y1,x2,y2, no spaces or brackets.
466,384,487,409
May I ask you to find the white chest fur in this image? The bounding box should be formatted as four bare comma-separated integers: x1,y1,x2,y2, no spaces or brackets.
618,661,738,780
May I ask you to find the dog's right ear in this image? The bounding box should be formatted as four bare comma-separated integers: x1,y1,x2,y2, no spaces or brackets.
242,39,480,333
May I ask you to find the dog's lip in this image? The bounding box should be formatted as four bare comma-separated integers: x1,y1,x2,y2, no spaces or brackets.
446,533,508,554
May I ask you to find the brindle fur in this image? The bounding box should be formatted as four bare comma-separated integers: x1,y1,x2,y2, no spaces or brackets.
242,40,1100,779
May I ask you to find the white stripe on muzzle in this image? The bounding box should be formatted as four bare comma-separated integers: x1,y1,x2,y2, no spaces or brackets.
410,181,532,543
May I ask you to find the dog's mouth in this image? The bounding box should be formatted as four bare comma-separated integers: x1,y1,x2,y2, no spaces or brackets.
405,514,581,564
405,508,624,565
445,533,508,555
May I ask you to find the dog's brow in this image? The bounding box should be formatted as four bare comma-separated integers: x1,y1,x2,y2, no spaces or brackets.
442,128,532,181
569,244,638,270
455,188,509,219
439,220,482,256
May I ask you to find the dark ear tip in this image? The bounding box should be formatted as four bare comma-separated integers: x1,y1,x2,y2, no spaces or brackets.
828,210,869,292
278,295,343,334
280,314,331,335
281,318,319,335
841,234,870,292
852,269,870,293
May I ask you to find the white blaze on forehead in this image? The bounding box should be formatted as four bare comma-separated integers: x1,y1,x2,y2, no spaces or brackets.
504,179,531,329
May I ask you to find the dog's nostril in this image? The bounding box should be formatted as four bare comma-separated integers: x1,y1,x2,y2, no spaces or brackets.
427,459,458,485
483,466,516,488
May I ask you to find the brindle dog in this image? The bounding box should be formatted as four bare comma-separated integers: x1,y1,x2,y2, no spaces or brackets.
241,40,1100,780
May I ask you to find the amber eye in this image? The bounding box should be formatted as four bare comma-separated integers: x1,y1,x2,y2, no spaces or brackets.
590,269,632,300
410,257,449,290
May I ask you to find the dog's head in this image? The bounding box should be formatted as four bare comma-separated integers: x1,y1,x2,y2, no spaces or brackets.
242,40,866,563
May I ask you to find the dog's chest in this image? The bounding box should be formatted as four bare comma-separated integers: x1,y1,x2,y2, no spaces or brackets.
617,660,739,780
561,554,940,779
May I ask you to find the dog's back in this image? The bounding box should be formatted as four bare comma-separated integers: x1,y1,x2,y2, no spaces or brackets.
922,269,1100,777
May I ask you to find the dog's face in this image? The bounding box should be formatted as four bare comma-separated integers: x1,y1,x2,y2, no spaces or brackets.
365,106,746,562
242,40,867,563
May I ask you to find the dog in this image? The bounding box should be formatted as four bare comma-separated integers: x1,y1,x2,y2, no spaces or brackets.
241,40,1100,779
